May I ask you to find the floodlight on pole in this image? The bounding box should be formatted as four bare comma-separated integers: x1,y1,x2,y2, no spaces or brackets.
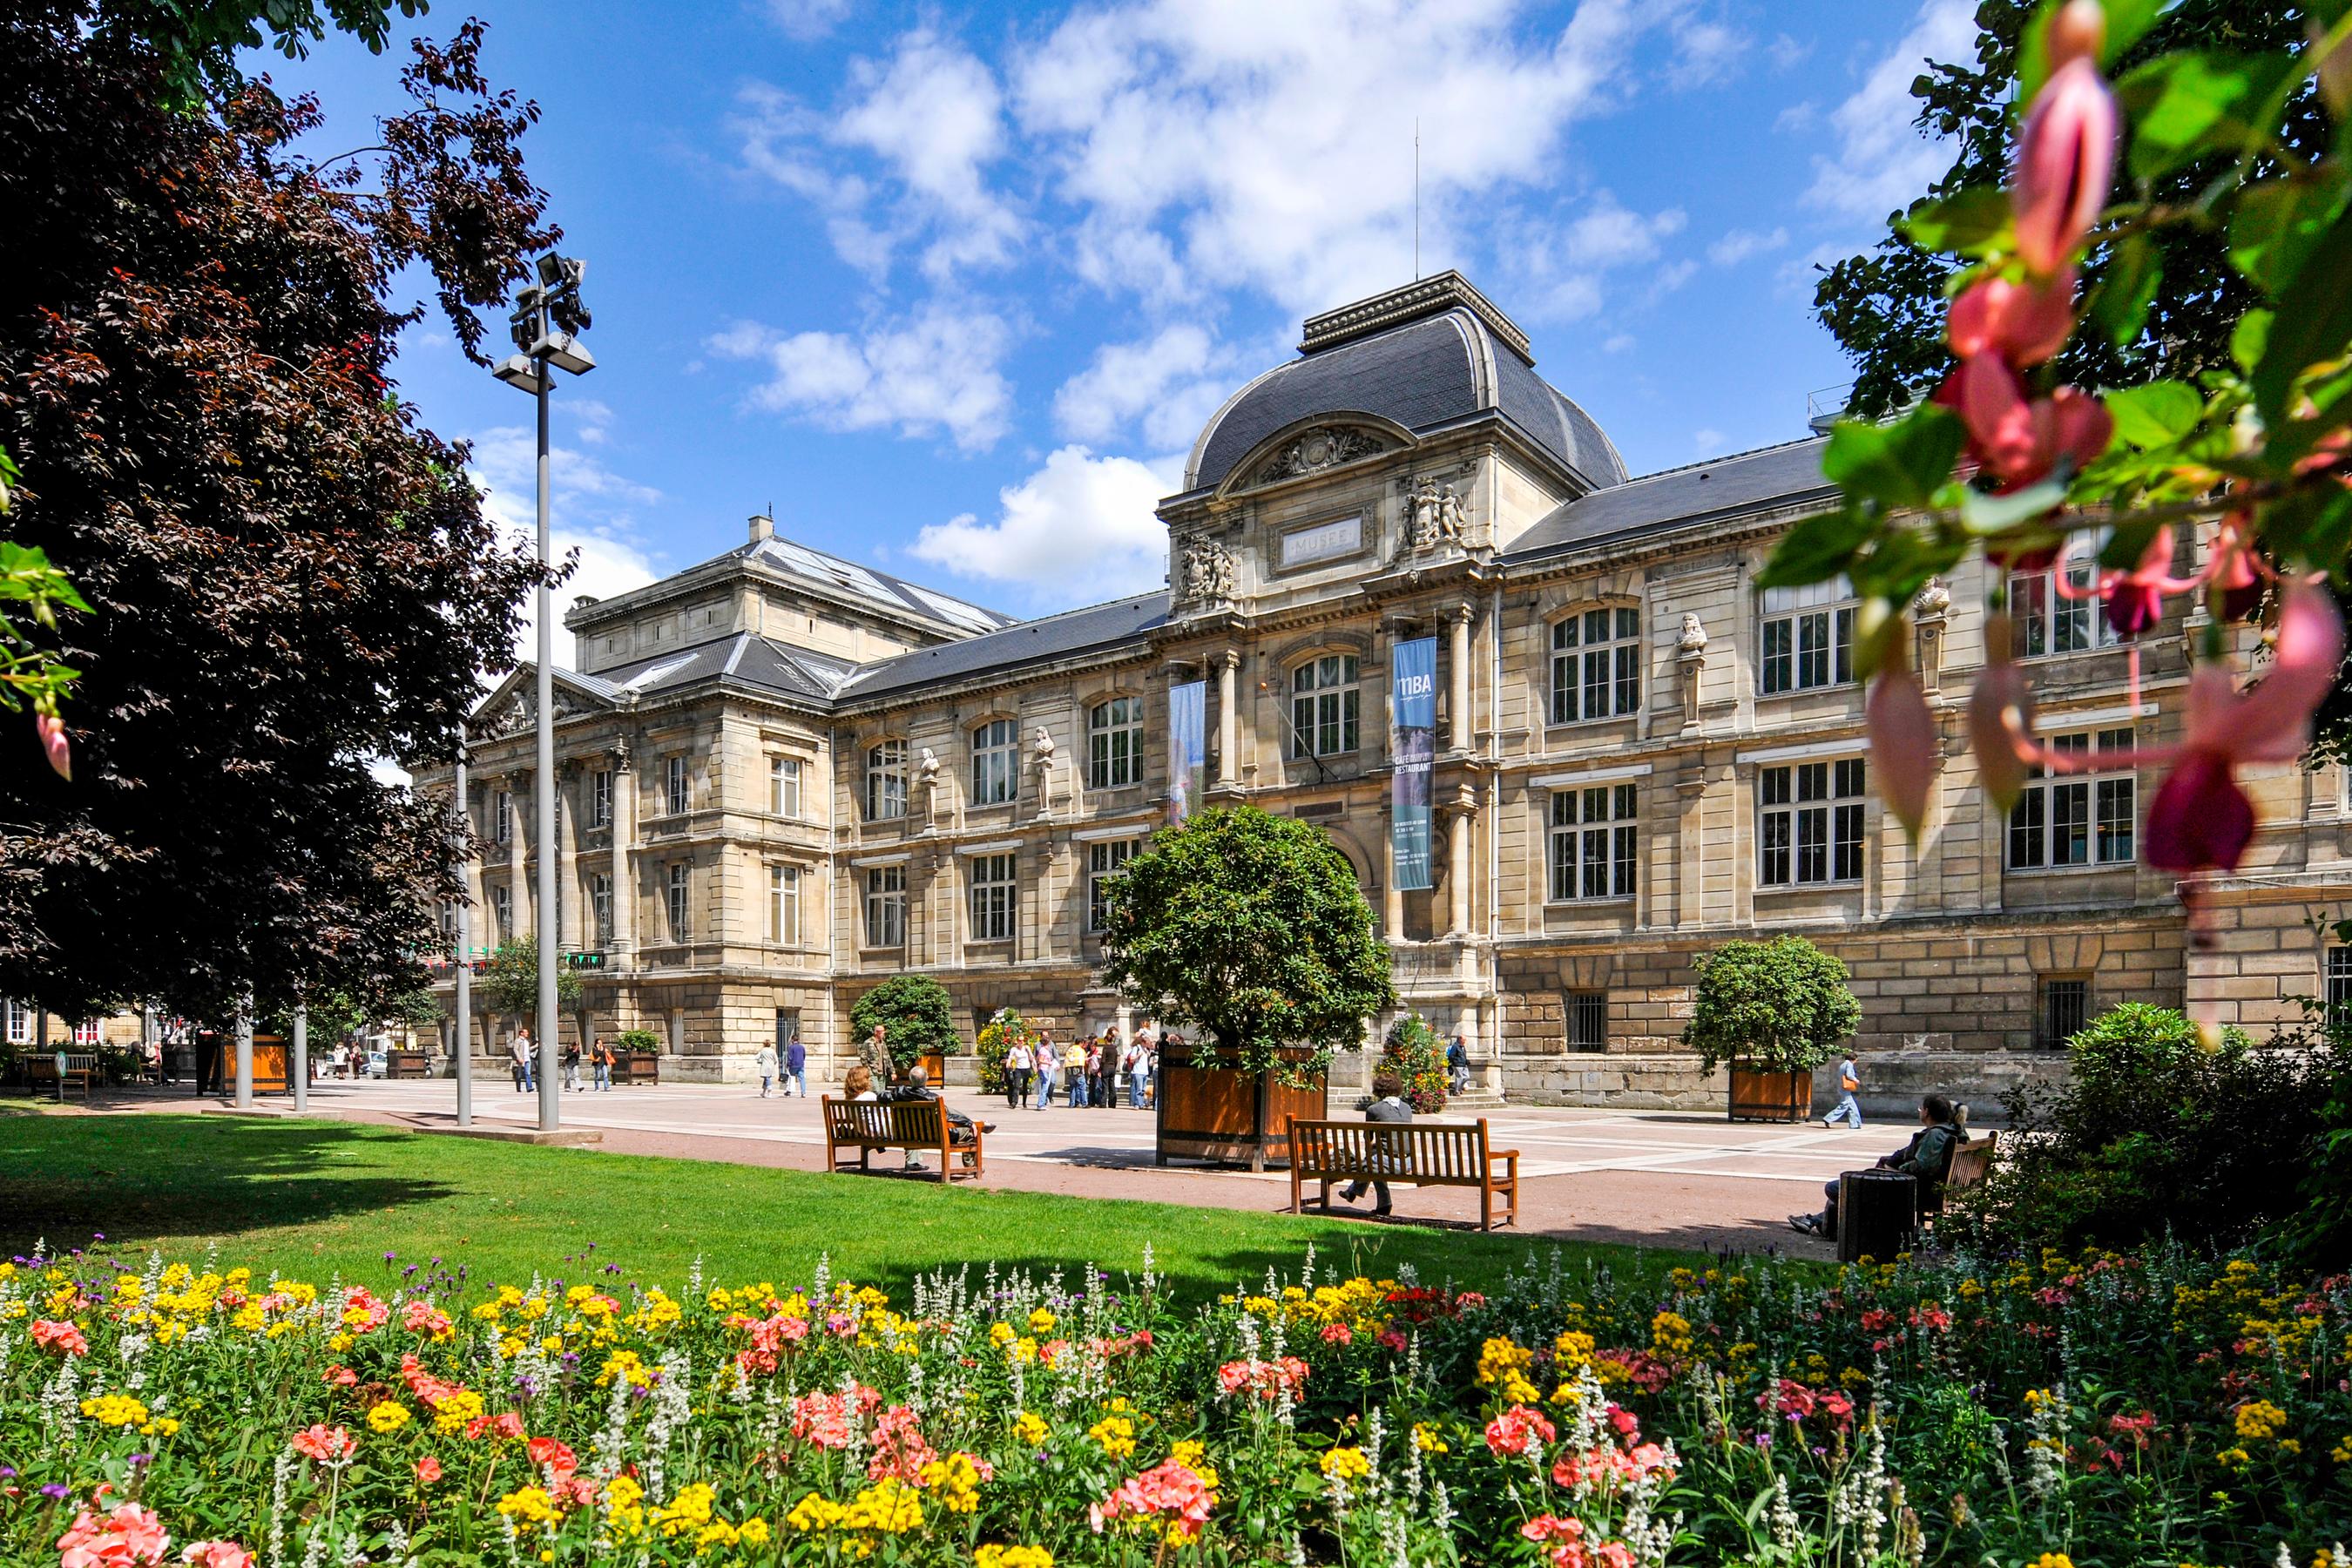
492,251,594,1136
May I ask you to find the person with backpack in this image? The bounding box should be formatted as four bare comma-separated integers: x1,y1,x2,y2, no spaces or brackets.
1446,1034,1470,1096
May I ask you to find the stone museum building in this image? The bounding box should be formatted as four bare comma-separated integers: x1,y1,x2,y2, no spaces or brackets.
417,273,2352,1107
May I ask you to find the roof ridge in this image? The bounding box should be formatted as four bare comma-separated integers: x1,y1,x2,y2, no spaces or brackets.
1619,435,1828,489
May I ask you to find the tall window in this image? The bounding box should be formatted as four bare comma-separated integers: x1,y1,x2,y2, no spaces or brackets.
590,770,612,830
492,886,512,943
767,864,801,946
590,873,613,949
1760,579,1855,695
1089,698,1145,788
2328,949,2352,1019
970,719,1018,806
4,1001,30,1044
864,866,906,947
2011,536,2127,658
72,1021,101,1045
1547,783,1639,902
1549,607,1640,724
492,789,511,843
1567,991,1607,1053
1290,654,1360,758
2036,976,2090,1049
1088,839,1139,933
1759,759,1868,887
665,862,689,941
664,754,690,816
969,853,1017,942
866,741,908,821
769,756,802,818
2009,728,2136,869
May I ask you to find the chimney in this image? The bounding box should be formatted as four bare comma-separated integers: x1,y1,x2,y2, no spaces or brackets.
749,512,774,544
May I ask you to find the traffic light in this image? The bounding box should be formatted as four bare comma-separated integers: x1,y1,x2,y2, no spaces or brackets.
563,951,605,971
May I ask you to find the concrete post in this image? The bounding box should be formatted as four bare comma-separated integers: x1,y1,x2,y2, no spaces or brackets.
610,744,635,969
1450,604,1472,751
1448,796,1472,936
455,741,473,1127
292,1005,308,1112
233,1009,253,1108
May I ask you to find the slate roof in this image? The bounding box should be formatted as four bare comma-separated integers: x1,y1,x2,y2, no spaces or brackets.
739,537,1016,634
1186,305,1627,494
1505,436,1834,561
584,632,861,703
835,592,1169,701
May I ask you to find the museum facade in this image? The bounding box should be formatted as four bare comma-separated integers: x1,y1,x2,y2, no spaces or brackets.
419,273,2352,1108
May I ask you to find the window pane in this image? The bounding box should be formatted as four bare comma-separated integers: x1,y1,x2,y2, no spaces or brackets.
1340,687,1359,754
1584,608,1610,643
1551,653,1577,724
1833,802,1865,882
1584,648,1608,720
1581,828,1609,898
2052,781,2090,865
1615,606,1639,641
2096,777,2134,863
1612,643,1638,715
1797,761,1828,803
2011,573,2049,658
1612,824,1637,896
1831,607,1855,686
1761,618,1792,694
1796,611,1828,689
1761,766,1789,807
1293,694,1313,759
1760,812,1790,886
2010,789,2046,868
1796,806,1827,883
1554,618,1578,648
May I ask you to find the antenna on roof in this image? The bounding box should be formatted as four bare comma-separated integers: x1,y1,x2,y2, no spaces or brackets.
1414,118,1421,280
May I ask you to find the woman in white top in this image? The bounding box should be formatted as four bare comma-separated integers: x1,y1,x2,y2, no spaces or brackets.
1003,1040,1031,1110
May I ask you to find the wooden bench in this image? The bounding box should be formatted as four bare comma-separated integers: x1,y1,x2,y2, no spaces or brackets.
1286,1116,1520,1231
821,1096,986,1183
1940,1128,1999,1200
26,1052,100,1098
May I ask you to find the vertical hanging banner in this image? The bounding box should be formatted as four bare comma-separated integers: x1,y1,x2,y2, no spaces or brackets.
1390,635,1437,890
1168,679,1206,825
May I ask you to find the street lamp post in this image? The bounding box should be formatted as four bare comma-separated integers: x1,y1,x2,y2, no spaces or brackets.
454,732,473,1129
494,253,593,1135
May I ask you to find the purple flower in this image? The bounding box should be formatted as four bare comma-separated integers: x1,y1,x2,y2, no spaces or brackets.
383,1251,396,1264
41,1484,71,1500
129,1454,152,1468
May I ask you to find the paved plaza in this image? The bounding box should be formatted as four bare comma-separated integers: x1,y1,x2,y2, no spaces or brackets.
74,1077,1930,1257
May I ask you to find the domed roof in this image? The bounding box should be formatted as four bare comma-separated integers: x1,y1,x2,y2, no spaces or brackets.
1185,273,1628,494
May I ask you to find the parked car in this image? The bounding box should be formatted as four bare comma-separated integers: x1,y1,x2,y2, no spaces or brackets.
364,1048,388,1079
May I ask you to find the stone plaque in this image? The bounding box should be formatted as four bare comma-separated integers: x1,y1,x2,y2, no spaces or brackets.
1280,515,1363,569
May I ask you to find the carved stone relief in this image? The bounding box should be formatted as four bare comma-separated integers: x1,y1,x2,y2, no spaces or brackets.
1176,536,1236,607
1394,474,1476,559
1254,424,1389,486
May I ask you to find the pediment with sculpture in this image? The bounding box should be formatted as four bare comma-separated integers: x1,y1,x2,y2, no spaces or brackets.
1249,424,1394,488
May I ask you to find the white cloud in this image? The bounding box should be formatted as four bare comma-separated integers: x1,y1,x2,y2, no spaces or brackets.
909,445,1182,608
1052,325,1245,451
1666,15,1747,87
1693,427,1724,451
1707,226,1789,266
706,306,1015,451
763,0,851,40
467,473,662,673
1805,0,1977,220
1499,190,1686,321
1601,332,1635,354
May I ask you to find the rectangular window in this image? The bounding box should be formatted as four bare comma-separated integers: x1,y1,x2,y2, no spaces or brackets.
2328,949,2352,1018
1290,654,1360,758
590,873,612,949
2037,976,2089,1050
72,1022,101,1045
767,864,801,946
769,757,802,818
1549,606,1641,724
492,789,511,843
2011,534,2126,658
866,741,908,821
4,1001,30,1044
1547,782,1639,902
492,885,512,943
2010,729,2136,870
665,862,689,942
664,754,690,817
1567,991,1607,1053
1758,758,1867,887
968,853,1017,943
970,719,1018,806
1088,839,1139,933
1090,698,1145,788
864,866,906,947
1760,579,1855,695
590,770,612,829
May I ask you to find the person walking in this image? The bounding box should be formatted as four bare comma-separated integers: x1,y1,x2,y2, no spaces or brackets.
1032,1034,1058,1111
860,1024,893,1085
561,1037,582,1092
510,1030,534,1093
784,1033,807,1098
1824,1053,1864,1129
1447,1034,1471,1096
1066,1037,1091,1108
755,1039,778,1098
591,1037,612,1092
1004,1037,1031,1110
1339,1071,1413,1216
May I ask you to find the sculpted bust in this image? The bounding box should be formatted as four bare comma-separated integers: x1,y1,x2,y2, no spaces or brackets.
1678,612,1708,655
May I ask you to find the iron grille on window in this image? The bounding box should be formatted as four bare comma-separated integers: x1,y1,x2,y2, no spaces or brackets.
2036,977,2089,1049
1567,991,1607,1052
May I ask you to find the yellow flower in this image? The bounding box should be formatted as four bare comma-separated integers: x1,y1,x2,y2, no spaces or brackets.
2029,1557,2072,1568
431,1390,485,1435
919,1452,987,1514
1088,1415,1137,1459
844,1478,923,1535
497,1486,563,1530
975,1547,1054,1568
1411,1423,1449,1454
738,1517,771,1548
990,1322,1017,1348
2234,1400,2288,1443
1320,1446,1370,1480
368,1402,412,1433
786,1493,847,1532
1014,1410,1049,1446
1475,1336,1531,1387
80,1394,152,1429
1028,1308,1057,1334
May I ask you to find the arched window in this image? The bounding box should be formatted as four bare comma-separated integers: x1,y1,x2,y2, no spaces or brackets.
866,740,908,821
1089,697,1144,788
970,718,1018,805
1290,654,1360,759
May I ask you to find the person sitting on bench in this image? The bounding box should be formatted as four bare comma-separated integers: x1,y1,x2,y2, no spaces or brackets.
1338,1071,1412,1215
1790,1093,1968,1238
882,1064,982,1172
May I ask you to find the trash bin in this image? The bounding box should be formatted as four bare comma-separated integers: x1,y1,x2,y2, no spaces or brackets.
1836,1168,1918,1264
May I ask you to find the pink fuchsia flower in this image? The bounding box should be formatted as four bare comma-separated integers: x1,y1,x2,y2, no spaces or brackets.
57,1501,170,1568
414,1456,443,1484
1937,355,2112,490
287,1425,354,1463
178,1545,253,1568
37,711,71,782
2097,525,2175,638
2012,40,2117,274
1947,267,2075,368
2146,580,2346,874
1867,665,1939,841
30,1320,89,1356
1483,1404,1557,1456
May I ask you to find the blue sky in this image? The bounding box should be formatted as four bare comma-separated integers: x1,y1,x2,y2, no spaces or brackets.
269,0,1981,649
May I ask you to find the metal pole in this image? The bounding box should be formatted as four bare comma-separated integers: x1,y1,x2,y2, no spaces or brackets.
535,344,560,1133
292,1005,308,1112
233,1009,253,1108
455,737,473,1128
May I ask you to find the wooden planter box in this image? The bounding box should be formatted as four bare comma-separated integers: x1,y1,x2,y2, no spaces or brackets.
390,1050,430,1080
1155,1043,1326,1173
1728,1064,1812,1124
620,1050,661,1085
896,1052,948,1086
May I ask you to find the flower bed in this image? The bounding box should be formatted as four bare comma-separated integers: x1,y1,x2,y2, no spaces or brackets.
2,1241,2347,1565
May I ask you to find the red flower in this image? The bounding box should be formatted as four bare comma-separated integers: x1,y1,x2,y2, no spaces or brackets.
1937,355,2112,490
2011,47,2117,274
414,1456,443,1484
57,1501,170,1568
287,1425,353,1463
30,1320,89,1356
1948,268,2075,367
1319,1322,1353,1346
1483,1404,1556,1456
526,1437,577,1481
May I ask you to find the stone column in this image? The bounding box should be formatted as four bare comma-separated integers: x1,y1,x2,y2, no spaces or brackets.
610,746,635,968
1449,604,1472,752
1447,789,1473,937
557,766,581,952
1216,651,1240,787
506,779,533,941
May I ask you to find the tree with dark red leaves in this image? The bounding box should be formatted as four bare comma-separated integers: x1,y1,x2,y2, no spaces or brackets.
0,3,558,1027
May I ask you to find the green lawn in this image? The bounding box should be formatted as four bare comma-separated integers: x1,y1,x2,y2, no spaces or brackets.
0,1108,1680,1301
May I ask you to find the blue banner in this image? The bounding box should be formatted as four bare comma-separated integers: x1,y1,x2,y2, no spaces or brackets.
1390,636,1436,890
1168,679,1206,825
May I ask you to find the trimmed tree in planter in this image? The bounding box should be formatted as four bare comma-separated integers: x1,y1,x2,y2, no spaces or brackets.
1682,936,1860,1123
848,975,957,1080
1099,806,1393,1168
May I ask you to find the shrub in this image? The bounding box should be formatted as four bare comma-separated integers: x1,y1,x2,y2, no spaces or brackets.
848,975,958,1074
614,1028,660,1054
1680,936,1858,1074
1376,1014,1449,1113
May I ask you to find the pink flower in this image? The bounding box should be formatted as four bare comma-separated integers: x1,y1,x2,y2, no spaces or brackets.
321,1366,357,1388
2012,51,2117,274
1214,1356,1308,1400
1319,1322,1353,1346
1967,649,2037,814
1947,267,2075,367
30,1320,89,1356
1938,355,2112,490
1092,1459,1214,1539
57,1502,169,1568
37,710,71,783
1867,666,1939,840
1483,1404,1557,1456
401,1300,452,1338
526,1437,577,1481
2100,525,2174,638
287,1425,354,1463
414,1456,443,1484
179,1545,253,1568
864,1405,936,1484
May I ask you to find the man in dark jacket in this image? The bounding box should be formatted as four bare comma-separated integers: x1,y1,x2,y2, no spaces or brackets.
1340,1071,1413,1215
1792,1093,1967,1237
883,1064,981,1172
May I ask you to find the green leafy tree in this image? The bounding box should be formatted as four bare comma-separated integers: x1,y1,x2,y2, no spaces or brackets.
476,936,582,1019
1680,936,1861,1076
1378,1013,1450,1114
848,975,957,1075
1098,806,1394,1081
